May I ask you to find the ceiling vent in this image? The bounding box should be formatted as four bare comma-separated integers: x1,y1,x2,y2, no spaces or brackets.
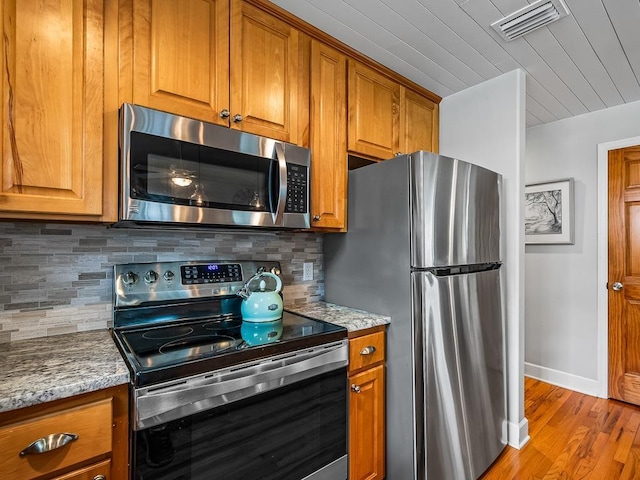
491,0,570,42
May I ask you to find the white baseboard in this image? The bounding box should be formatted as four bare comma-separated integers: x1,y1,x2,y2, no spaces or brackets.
508,417,529,449
525,362,603,398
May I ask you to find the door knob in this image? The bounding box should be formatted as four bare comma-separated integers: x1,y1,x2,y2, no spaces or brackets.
612,282,624,291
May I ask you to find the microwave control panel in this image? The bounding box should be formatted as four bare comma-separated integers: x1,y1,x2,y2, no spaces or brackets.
285,165,308,214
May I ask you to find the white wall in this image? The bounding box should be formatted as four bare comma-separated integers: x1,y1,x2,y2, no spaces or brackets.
439,70,528,449
526,99,640,396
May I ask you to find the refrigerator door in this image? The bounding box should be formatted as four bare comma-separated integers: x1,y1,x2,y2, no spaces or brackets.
409,151,501,268
411,268,506,480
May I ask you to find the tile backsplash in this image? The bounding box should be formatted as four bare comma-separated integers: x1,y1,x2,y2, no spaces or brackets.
0,222,324,343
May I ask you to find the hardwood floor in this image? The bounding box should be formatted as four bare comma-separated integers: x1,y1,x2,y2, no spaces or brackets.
480,377,640,479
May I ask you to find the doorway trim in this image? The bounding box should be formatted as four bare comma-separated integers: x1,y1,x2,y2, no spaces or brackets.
597,135,640,398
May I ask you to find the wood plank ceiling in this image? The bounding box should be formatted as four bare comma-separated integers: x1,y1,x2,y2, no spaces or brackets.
270,0,640,127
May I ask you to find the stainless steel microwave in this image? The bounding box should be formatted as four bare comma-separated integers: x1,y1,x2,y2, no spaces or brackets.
117,104,310,230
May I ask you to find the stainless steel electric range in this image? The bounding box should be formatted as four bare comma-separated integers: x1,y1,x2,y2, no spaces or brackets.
111,260,348,480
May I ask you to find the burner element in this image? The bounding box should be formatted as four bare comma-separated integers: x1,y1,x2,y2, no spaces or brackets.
143,326,194,340
202,318,241,331
159,335,237,357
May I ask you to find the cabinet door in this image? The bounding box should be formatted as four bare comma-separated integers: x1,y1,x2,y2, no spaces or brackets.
230,0,300,143
309,41,346,230
131,0,230,125
349,365,385,480
400,87,439,155
348,61,399,160
0,0,104,216
52,459,111,480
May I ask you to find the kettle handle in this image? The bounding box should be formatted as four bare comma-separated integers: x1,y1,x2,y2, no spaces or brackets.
238,271,282,298
259,272,282,293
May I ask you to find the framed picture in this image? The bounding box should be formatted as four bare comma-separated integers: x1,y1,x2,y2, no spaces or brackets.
525,178,574,245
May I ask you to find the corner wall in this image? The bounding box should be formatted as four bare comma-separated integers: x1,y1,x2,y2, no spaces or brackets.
525,99,640,397
439,70,528,448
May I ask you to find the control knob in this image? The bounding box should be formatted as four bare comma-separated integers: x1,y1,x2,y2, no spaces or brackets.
122,271,139,287
144,270,159,284
163,270,175,282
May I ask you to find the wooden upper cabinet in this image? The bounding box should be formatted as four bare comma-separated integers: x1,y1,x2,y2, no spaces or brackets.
347,60,439,161
348,61,400,160
0,0,105,217
128,0,302,143
400,87,439,155
309,41,347,229
131,0,230,125
230,1,300,143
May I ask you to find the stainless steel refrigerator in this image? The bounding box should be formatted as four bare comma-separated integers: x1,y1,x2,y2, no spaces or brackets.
324,151,506,480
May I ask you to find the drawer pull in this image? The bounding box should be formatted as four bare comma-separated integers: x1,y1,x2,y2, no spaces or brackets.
19,433,79,457
94,475,106,480
360,345,376,356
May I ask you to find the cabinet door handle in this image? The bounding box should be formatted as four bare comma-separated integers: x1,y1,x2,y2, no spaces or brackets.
360,345,376,356
94,476,107,480
351,384,361,393
233,114,243,123
220,109,230,119
19,433,79,457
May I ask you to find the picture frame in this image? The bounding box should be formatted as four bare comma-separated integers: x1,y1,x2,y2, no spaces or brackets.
525,178,574,245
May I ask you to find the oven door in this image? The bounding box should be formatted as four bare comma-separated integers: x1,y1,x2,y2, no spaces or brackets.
132,341,348,480
119,103,310,229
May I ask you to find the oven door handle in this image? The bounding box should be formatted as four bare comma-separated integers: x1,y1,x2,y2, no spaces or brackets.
135,340,348,430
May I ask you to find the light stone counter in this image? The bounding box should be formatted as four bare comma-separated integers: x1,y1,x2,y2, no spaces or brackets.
0,330,129,413
286,301,390,333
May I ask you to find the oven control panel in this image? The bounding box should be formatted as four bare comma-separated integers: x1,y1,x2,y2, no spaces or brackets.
113,260,281,308
181,263,242,285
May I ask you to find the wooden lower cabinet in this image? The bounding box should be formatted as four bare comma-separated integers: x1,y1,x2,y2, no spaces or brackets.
348,329,386,480
0,385,128,480
53,459,111,480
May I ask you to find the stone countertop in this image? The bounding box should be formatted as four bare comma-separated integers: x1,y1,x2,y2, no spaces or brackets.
285,301,390,333
0,330,130,414
0,303,387,414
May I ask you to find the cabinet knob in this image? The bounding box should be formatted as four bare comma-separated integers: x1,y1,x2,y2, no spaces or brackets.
612,282,624,291
360,345,376,356
220,109,230,119
351,384,361,393
94,475,107,480
233,114,243,123
395,152,402,157
312,215,321,222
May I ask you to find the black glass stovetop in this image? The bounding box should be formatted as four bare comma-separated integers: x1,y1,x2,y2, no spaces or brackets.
112,310,347,387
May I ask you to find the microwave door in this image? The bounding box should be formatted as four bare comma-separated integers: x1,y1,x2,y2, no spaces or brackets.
271,143,287,224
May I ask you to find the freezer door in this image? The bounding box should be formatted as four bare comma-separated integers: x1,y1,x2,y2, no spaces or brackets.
410,152,501,268
412,268,506,480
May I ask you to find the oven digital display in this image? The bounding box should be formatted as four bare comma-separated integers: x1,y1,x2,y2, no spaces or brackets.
181,263,242,285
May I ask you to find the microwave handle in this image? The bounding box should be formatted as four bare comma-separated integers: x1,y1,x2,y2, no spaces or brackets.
273,143,287,224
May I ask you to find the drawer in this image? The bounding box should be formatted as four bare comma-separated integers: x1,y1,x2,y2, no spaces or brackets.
349,331,385,372
0,398,112,480
52,458,111,480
